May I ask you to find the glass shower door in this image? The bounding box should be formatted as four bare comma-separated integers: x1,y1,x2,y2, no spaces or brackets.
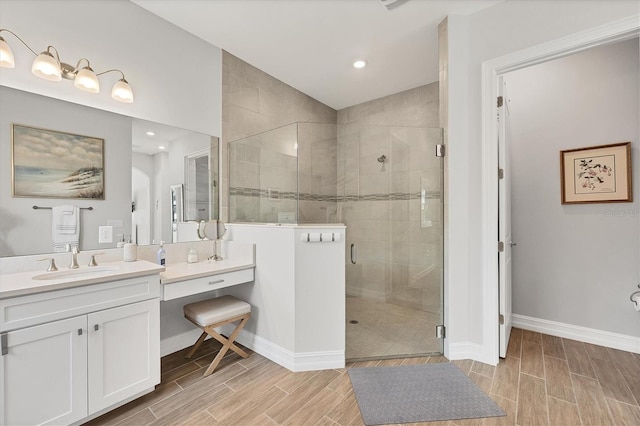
339,125,444,360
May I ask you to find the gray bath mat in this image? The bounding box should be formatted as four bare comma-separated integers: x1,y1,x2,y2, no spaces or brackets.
348,363,506,425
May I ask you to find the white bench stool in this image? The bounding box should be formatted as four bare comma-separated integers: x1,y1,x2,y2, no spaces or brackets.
183,295,252,376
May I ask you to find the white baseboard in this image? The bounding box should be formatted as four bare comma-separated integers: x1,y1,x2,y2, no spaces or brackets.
161,327,345,371
160,329,204,357
513,314,640,354
221,325,345,372
447,341,497,365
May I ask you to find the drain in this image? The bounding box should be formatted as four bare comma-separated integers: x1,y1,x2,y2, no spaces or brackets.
349,320,359,324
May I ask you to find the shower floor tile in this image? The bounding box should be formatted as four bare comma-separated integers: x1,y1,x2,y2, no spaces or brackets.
346,296,442,360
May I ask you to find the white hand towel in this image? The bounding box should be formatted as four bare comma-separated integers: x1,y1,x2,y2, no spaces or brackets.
52,205,79,252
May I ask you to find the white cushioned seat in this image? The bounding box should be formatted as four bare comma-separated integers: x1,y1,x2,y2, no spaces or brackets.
184,295,251,327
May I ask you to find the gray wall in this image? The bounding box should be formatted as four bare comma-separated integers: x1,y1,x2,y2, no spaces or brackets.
506,38,639,337
0,87,132,256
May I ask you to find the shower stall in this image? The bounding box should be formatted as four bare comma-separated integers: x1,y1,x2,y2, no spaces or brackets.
229,122,444,361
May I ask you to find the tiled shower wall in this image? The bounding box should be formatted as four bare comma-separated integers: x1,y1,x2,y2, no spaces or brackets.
221,51,336,222
228,122,338,224
229,124,298,223
337,84,443,313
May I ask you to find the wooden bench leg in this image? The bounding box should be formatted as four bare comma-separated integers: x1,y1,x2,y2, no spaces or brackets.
203,313,251,377
185,331,208,359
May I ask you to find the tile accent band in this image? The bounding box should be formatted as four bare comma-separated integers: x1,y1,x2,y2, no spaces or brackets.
229,187,441,202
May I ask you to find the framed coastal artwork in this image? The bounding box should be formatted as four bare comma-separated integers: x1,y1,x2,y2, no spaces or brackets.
560,142,632,204
12,124,105,199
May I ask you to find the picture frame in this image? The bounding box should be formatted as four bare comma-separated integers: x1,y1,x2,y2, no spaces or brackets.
12,123,105,199
560,141,632,204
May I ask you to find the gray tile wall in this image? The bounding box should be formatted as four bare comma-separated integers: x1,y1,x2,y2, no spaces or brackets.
223,51,443,314
222,51,337,222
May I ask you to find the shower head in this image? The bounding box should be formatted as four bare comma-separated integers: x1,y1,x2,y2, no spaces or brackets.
377,155,387,163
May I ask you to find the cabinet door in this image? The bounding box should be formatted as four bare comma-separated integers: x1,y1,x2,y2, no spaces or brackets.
0,316,87,426
87,299,160,414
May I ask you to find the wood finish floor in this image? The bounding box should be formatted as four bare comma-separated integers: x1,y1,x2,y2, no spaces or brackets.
87,328,640,426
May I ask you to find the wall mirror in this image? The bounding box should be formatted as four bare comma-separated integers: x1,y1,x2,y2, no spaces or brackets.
0,86,220,257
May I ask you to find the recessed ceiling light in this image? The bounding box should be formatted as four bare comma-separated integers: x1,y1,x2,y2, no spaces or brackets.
158,145,166,150
353,60,367,69
146,131,155,136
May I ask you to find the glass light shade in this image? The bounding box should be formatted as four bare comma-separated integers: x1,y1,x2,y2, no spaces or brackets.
0,37,15,68
74,67,100,93
32,52,61,81
111,79,133,103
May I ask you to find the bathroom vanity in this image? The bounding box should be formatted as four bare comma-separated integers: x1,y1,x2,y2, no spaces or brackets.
0,245,256,426
0,262,163,426
0,229,345,425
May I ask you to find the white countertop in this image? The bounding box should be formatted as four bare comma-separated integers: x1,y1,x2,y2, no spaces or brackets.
160,258,255,284
0,260,165,299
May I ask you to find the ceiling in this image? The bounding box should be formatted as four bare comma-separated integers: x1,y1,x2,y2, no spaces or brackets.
132,118,193,155
132,0,502,110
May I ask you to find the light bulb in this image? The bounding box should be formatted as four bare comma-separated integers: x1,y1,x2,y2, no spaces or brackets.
353,60,367,69
32,51,62,81
111,78,133,103
0,36,15,68
74,67,100,93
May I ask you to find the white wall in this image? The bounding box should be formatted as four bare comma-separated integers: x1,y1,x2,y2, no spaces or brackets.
0,86,132,256
132,152,155,245
220,224,345,371
445,0,639,360
506,38,639,337
153,152,170,244
0,0,222,137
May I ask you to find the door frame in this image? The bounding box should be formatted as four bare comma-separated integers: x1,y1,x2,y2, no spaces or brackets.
479,16,639,364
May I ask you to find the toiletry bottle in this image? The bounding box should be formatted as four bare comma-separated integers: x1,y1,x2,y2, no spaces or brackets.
187,248,198,263
123,242,137,262
157,242,166,266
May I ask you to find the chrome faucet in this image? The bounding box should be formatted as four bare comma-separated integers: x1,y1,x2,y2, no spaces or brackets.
67,244,80,269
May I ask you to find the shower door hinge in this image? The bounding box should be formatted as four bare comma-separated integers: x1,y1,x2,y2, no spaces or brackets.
499,314,505,325
498,241,505,252
435,324,446,339
498,168,504,179
435,144,446,158
497,96,504,108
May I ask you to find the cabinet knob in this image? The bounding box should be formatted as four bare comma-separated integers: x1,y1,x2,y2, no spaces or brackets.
94,324,100,331
78,328,83,336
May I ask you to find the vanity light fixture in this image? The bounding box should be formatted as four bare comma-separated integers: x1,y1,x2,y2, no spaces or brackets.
146,131,155,136
0,28,134,103
353,60,367,69
158,145,166,150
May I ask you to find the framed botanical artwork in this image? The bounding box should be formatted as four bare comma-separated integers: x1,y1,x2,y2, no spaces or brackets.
12,124,105,199
560,141,632,204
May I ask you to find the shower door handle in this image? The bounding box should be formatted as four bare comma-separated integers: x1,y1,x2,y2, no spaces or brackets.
350,244,357,264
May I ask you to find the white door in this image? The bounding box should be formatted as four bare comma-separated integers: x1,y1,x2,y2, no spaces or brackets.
498,76,513,358
87,299,160,414
0,316,88,426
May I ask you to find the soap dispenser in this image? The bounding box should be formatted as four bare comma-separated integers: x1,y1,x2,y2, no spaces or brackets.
157,242,166,266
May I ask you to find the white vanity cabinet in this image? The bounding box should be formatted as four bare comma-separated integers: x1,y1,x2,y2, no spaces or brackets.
0,316,88,426
87,299,159,414
0,274,161,426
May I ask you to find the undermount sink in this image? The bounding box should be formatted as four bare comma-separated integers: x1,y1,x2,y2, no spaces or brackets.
32,265,121,281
